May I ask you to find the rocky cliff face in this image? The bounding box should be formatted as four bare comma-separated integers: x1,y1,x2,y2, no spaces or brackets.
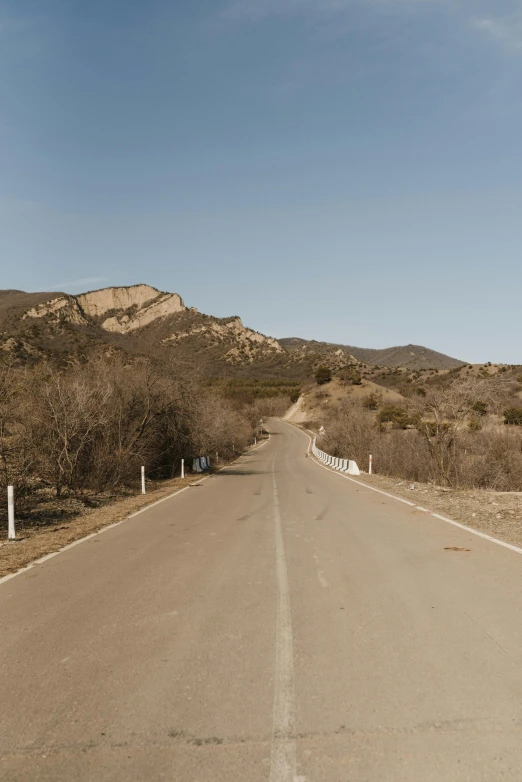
164,316,283,364
77,285,187,333
24,295,90,326
18,284,285,366
24,285,188,334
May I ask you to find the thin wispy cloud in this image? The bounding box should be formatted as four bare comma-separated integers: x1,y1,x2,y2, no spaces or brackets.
473,13,522,52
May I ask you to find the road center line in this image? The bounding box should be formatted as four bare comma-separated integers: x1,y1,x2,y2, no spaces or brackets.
270,465,297,782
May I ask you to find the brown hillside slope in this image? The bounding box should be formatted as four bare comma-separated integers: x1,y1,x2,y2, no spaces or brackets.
280,337,465,370
1,285,465,377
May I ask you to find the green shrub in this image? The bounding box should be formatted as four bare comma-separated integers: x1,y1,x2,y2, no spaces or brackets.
339,366,362,385
315,366,332,385
362,393,380,410
504,407,522,426
378,405,411,429
468,416,482,432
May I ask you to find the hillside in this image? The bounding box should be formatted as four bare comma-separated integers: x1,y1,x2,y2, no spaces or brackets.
1,285,465,378
0,285,302,378
280,338,465,370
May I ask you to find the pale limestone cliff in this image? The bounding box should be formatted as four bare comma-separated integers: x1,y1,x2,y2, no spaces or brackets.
77,285,186,333
78,285,165,318
24,285,187,334
22,286,281,363
24,296,90,326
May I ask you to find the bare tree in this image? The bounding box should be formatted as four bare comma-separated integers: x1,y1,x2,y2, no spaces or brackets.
414,376,512,486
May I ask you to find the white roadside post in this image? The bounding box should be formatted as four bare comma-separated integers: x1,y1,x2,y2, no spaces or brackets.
8,486,15,540
181,458,185,479
254,437,257,446
141,466,146,495
369,454,373,475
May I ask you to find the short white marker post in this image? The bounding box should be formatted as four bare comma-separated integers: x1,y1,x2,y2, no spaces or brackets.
369,454,373,475
181,458,185,479
216,451,219,463
8,485,15,540
141,466,146,495
254,437,257,446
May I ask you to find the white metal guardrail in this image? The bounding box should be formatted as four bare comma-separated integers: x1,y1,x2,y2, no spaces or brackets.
311,437,361,476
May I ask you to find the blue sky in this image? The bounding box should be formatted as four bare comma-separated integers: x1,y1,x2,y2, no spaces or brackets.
1,0,521,362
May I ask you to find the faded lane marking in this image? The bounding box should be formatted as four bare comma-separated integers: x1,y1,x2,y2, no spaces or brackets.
313,553,328,588
270,465,297,782
317,570,328,589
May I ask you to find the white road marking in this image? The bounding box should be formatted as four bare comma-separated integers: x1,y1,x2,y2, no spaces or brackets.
313,553,328,588
270,466,297,782
0,440,273,589
317,570,328,589
290,423,522,559
0,482,204,588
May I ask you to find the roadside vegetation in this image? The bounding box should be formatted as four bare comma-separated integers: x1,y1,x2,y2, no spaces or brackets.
317,371,522,491
0,353,296,533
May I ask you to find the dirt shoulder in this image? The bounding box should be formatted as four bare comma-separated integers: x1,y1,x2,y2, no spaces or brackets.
0,474,204,579
353,471,522,549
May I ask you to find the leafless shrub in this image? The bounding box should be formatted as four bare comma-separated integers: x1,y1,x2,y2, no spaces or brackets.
0,359,38,508
321,376,522,490
0,351,260,528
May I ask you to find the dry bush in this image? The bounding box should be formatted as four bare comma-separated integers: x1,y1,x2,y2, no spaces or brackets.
0,352,257,528
0,359,38,508
245,396,290,424
188,390,252,459
321,376,522,491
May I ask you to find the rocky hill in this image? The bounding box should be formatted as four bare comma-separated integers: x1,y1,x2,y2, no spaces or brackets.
0,285,293,376
0,285,465,376
280,338,465,370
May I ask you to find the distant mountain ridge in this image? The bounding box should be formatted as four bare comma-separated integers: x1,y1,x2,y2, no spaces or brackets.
279,338,465,370
0,284,465,374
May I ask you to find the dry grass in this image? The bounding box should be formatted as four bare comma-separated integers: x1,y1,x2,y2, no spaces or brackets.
302,378,404,414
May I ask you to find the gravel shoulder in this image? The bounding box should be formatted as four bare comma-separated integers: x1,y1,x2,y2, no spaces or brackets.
353,471,522,549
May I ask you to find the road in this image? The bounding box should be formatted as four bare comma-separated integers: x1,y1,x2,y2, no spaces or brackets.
2,419,522,781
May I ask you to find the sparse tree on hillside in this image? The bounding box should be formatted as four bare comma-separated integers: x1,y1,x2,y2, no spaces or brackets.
414,376,511,486
315,366,332,385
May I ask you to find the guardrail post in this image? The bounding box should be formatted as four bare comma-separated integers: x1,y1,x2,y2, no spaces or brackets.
8,486,15,540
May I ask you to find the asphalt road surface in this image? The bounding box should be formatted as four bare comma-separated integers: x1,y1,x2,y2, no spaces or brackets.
2,420,522,781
